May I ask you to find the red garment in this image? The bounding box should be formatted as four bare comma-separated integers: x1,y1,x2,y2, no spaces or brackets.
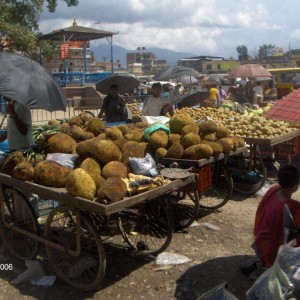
253,184,300,268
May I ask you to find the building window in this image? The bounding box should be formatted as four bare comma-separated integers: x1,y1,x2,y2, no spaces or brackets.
206,64,212,70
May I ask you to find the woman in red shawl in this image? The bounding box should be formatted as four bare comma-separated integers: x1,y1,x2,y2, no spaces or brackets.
253,165,300,268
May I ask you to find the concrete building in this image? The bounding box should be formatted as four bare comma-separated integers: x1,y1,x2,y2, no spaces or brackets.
127,48,167,75
178,56,239,73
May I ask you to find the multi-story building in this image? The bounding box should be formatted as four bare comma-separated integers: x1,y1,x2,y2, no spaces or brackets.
177,55,239,74
127,48,167,75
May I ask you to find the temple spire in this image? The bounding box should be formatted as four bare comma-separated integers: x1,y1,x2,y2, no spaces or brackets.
73,18,77,26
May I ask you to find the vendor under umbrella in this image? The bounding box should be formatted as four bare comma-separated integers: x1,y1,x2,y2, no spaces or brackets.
98,84,133,123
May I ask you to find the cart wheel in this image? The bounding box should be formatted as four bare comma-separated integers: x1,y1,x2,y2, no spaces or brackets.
117,198,174,255
44,206,106,291
0,188,40,260
165,187,199,230
227,153,267,195
191,161,233,210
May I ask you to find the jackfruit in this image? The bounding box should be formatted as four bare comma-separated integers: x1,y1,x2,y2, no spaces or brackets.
216,125,229,139
149,130,168,149
102,161,128,179
217,138,234,153
166,143,184,159
34,160,71,187
168,133,181,146
68,116,82,126
105,127,123,141
47,133,77,154
201,141,223,156
96,177,127,203
66,168,96,200
155,148,167,158
80,157,103,188
199,120,217,134
181,124,200,136
13,160,34,181
183,144,213,160
1,151,24,176
169,113,195,134
86,117,105,135
180,133,201,149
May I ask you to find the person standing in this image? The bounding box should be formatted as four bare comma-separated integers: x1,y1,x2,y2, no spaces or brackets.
0,97,33,151
217,86,226,106
142,82,174,116
68,62,74,82
253,81,264,104
98,84,132,123
208,84,219,106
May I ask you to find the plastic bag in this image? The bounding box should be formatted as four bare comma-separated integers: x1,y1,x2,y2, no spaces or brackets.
46,153,79,169
247,242,300,299
128,153,158,176
144,123,170,141
141,116,170,125
197,283,238,300
156,252,191,265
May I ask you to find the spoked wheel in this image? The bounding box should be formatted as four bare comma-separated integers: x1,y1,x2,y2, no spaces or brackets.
165,186,199,230
0,188,40,260
117,198,174,255
44,206,106,291
191,161,233,210
227,153,267,195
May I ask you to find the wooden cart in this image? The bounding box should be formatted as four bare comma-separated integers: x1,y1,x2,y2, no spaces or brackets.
226,130,300,195
156,146,247,210
0,172,197,291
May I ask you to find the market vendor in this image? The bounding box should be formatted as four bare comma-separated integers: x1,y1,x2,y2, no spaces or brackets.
98,84,133,123
253,165,300,268
142,82,174,116
0,96,33,151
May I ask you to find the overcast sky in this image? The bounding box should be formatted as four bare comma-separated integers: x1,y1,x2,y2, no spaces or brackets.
39,0,300,58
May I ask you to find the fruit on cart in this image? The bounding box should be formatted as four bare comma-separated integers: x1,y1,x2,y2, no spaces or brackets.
166,143,184,159
113,138,127,151
68,116,82,126
169,113,195,134
60,122,70,134
199,119,218,134
69,125,85,140
149,130,169,149
116,124,130,135
102,161,128,179
216,125,229,139
66,168,96,200
201,132,216,141
78,111,93,124
180,133,201,149
1,151,24,176
124,130,145,143
34,160,71,187
200,140,223,156
48,119,60,126
155,148,168,158
96,176,127,203
105,127,123,141
121,141,148,166
168,133,181,146
183,144,213,160
47,133,77,154
85,117,105,136
79,158,104,189
217,138,234,153
181,124,199,135
12,160,34,181
76,139,122,164
81,131,95,140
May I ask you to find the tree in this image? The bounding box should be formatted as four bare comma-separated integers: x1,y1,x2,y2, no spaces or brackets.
236,45,248,61
258,44,275,59
0,1,79,58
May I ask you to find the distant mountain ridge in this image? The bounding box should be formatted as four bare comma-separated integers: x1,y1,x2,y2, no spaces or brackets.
90,43,197,68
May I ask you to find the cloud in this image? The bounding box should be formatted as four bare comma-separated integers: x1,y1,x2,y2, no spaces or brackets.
38,0,300,58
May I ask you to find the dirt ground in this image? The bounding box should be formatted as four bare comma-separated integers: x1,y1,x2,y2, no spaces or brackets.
1,183,298,300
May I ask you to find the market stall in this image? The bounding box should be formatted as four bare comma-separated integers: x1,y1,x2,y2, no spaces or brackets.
0,171,197,291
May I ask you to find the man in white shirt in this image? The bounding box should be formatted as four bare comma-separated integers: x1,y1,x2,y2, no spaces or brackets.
142,82,174,116
253,81,264,104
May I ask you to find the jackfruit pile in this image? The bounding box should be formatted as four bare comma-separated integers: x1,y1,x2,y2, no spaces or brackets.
174,107,297,139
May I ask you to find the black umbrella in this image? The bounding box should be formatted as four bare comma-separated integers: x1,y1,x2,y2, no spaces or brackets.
153,66,199,81
96,74,140,94
0,52,67,112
